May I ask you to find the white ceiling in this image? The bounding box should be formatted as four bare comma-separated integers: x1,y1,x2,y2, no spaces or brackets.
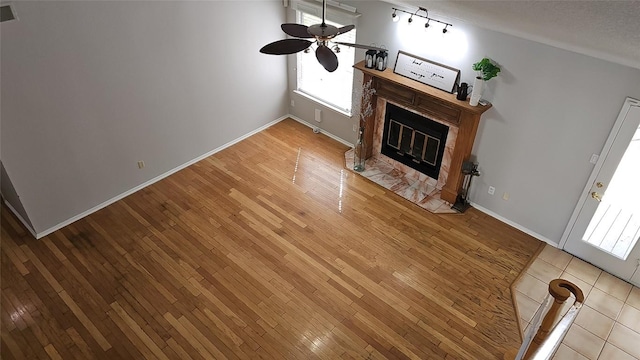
387,0,640,69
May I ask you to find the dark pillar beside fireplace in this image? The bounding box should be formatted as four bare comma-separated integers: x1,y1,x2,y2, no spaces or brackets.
354,61,492,204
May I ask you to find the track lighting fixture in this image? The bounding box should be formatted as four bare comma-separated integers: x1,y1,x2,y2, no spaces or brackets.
391,6,452,34
391,10,399,22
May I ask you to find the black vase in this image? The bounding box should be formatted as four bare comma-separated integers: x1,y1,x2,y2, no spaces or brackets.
456,83,469,101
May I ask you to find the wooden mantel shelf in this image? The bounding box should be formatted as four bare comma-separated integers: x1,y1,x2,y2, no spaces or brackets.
353,60,493,204
354,61,492,116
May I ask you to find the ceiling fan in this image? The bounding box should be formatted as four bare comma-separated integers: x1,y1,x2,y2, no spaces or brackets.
260,0,385,72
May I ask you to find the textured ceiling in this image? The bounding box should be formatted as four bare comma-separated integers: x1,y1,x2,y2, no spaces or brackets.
389,0,640,69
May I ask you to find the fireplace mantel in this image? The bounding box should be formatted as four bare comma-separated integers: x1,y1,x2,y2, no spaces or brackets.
354,60,493,204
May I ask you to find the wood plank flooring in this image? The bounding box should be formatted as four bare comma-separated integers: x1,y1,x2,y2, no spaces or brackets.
1,118,543,359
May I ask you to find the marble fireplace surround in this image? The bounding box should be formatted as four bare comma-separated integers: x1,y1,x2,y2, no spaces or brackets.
353,61,493,205
373,99,458,191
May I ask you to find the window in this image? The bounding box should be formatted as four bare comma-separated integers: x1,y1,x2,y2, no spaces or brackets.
296,11,356,115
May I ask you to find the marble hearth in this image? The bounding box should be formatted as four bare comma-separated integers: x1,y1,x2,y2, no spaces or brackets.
349,60,493,211
344,148,458,214
345,97,460,214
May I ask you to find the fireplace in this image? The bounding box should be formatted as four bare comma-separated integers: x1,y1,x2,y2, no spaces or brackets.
381,103,448,180
353,61,493,204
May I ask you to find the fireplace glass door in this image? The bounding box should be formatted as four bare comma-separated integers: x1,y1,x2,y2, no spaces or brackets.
382,103,448,180
387,120,440,166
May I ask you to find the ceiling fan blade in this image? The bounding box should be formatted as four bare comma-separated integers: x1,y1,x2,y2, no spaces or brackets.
337,25,355,35
334,42,387,52
281,23,313,38
316,45,339,72
260,39,313,55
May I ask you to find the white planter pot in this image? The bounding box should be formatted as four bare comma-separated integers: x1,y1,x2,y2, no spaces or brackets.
469,76,484,106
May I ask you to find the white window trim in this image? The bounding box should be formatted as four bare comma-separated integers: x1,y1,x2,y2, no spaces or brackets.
289,0,361,24
293,89,352,117
293,8,357,117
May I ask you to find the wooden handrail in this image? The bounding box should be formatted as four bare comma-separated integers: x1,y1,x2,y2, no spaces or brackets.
506,279,584,360
524,279,584,357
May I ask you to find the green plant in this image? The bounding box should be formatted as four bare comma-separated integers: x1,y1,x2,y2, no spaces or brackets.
472,58,501,81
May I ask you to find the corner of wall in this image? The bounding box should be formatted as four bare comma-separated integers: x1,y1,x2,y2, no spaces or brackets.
31,115,290,240
1,161,37,237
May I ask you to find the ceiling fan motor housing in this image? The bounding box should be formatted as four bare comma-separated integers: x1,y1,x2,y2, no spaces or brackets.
307,24,339,39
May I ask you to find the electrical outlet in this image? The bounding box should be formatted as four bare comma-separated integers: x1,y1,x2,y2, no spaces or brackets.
488,186,495,195
315,109,322,122
290,99,295,107
137,161,145,169
502,192,510,200
589,154,599,164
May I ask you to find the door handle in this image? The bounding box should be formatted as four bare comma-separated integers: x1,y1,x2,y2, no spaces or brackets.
591,191,602,202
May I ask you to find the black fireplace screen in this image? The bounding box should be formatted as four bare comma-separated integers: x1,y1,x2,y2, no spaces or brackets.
382,103,448,180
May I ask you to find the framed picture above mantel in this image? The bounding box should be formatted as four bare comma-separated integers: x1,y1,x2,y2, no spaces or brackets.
393,51,460,93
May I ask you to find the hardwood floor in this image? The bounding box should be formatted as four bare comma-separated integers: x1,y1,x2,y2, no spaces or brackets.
1,118,543,359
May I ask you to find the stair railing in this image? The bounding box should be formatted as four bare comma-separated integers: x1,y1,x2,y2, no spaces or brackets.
507,278,584,360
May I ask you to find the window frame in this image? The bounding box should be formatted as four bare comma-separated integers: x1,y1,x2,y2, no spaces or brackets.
294,8,357,117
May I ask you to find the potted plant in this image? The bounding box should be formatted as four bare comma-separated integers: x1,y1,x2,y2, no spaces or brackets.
469,57,501,106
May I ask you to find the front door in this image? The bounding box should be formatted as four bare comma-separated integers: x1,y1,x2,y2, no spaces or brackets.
563,98,640,286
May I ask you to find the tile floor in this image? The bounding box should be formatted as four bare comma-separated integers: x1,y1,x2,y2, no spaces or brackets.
514,245,640,359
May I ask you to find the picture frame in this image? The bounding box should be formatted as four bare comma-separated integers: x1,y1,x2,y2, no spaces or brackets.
393,51,460,93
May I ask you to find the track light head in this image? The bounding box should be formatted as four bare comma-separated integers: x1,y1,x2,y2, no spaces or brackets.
408,15,413,24
424,20,430,29
392,10,399,22
442,25,449,34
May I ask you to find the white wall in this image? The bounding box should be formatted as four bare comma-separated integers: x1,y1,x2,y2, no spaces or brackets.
1,1,289,235
287,0,640,244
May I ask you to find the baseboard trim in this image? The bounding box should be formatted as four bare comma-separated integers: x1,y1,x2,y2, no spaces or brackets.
33,115,290,239
21,114,474,239
288,115,354,148
470,202,559,247
3,199,38,238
